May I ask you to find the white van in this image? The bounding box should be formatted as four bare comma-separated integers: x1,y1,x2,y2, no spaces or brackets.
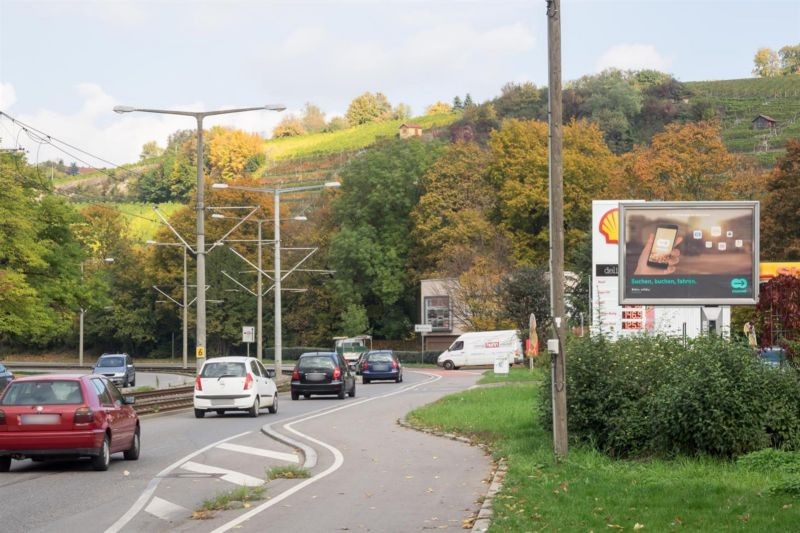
437,330,523,370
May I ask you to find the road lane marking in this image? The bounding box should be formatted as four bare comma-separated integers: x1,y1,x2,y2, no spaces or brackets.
211,371,442,533
181,461,264,487
144,496,189,522
217,442,299,463
104,430,251,533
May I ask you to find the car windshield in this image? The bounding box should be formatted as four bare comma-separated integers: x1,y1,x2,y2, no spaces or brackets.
299,356,335,371
97,356,124,367
0,364,6,372
201,362,246,378
369,354,394,363
1,380,84,405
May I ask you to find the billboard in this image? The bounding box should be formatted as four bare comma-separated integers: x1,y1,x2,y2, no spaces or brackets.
619,201,759,305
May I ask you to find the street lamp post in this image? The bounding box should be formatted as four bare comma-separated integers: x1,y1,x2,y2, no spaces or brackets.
212,181,340,372
147,241,189,369
114,104,285,368
79,257,115,367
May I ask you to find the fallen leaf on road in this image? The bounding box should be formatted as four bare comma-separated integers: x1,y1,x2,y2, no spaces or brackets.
405,475,414,479
123,470,130,476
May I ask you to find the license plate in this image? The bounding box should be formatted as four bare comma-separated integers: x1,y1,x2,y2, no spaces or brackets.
21,414,60,425
306,373,326,382
373,365,389,371
210,399,231,406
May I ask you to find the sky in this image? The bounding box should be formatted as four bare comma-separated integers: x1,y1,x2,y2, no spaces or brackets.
0,0,798,166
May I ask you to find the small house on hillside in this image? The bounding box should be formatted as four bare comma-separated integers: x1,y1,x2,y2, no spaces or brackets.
398,123,423,139
752,114,777,130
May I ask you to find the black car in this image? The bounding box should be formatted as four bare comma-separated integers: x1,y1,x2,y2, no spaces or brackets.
361,350,403,384
0,363,13,392
291,352,356,400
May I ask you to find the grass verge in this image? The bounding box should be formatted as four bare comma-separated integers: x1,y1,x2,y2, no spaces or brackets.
266,465,311,480
407,380,800,531
477,366,543,385
194,485,266,518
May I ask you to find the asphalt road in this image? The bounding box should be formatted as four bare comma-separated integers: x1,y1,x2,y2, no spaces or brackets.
0,369,490,533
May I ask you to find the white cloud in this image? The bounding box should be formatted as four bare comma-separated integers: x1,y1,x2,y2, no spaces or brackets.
0,84,287,166
0,82,16,109
596,44,671,72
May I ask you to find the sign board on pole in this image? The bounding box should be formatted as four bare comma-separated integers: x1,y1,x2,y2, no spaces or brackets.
196,346,205,358
414,324,433,333
619,201,759,305
242,326,255,344
493,353,510,374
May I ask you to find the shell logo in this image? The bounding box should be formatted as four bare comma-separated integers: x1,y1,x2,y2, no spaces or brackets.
599,208,619,244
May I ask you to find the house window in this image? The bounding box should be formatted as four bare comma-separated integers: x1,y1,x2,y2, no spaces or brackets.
424,296,451,332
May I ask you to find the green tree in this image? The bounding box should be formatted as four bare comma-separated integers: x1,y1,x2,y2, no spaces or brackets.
491,81,544,120
329,138,444,338
392,103,412,120
324,116,348,132
496,266,551,337
345,92,392,126
779,44,800,75
140,141,164,160
753,47,781,77
339,304,369,337
463,94,475,108
68,162,79,176
452,96,463,110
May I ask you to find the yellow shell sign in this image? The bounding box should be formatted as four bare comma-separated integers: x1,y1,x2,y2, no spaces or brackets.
598,208,619,244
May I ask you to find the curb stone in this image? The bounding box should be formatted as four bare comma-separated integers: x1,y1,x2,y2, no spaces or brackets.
396,417,506,532
261,420,318,469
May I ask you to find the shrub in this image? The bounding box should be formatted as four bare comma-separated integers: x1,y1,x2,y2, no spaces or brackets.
541,335,800,458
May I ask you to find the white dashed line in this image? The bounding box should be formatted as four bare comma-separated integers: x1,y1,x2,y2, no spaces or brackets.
217,442,299,463
181,461,264,487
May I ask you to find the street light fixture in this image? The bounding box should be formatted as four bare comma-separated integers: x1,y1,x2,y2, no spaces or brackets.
114,103,285,369
211,180,339,372
79,257,115,367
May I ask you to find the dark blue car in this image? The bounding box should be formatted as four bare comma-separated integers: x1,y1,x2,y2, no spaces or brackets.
361,350,403,384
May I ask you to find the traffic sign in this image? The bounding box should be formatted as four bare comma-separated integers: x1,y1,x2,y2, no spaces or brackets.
414,324,432,333
242,326,255,343
196,346,205,358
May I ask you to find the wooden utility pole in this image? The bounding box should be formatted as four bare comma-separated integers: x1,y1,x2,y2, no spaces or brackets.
547,0,568,459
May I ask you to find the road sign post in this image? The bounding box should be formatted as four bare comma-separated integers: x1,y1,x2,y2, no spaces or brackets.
243,326,255,357
414,324,432,365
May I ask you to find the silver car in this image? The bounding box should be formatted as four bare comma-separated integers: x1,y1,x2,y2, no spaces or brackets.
92,353,136,387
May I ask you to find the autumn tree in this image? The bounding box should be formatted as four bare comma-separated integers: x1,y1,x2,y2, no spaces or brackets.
140,140,164,160
618,121,736,201
753,47,781,77
207,126,264,182
324,116,348,132
761,139,800,260
487,119,618,265
426,101,452,115
392,103,412,120
302,103,326,133
272,115,306,138
345,92,392,126
779,44,800,75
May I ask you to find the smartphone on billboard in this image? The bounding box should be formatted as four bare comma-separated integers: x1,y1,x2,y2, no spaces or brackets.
647,224,679,269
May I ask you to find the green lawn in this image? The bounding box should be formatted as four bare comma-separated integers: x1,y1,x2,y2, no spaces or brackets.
477,366,543,385
263,113,460,160
408,370,800,532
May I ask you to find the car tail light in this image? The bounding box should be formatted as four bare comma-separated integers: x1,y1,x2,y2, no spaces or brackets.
292,368,300,380
361,361,368,370
244,373,253,390
332,367,341,380
74,407,94,424
391,359,398,369
195,375,203,391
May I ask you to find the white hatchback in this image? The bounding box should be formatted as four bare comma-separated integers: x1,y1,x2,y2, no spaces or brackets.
193,356,278,418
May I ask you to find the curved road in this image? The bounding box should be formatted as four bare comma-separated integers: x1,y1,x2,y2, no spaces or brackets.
0,369,490,533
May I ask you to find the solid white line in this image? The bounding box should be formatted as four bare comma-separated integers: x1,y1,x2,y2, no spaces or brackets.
181,461,264,487
104,430,251,533
144,496,189,522
217,442,299,463
211,371,442,533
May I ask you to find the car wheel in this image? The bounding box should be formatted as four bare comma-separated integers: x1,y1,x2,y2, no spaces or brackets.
248,396,260,417
216,410,225,416
268,393,278,414
194,408,206,418
123,377,129,388
338,386,346,400
363,378,370,384
131,378,135,387
124,427,140,461
92,435,111,471
400,374,404,383
395,376,400,383
0,457,10,472
348,384,356,398
303,393,311,399
291,390,299,401
443,360,455,370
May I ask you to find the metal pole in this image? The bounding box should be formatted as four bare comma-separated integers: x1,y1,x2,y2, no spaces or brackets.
547,0,568,459
79,308,84,367
182,245,188,369
257,220,263,361
274,193,282,373
195,116,206,373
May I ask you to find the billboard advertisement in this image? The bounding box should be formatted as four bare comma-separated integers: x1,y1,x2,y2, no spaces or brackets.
619,201,759,305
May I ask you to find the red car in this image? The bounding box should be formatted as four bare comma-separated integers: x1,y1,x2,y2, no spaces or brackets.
0,374,140,472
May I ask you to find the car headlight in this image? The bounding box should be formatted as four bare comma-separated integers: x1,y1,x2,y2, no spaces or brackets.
114,372,126,377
